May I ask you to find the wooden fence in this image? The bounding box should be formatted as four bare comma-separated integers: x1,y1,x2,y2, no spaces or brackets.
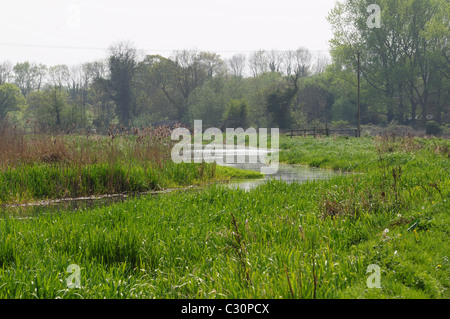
286,127,360,138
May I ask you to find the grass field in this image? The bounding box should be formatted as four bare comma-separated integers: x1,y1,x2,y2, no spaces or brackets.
0,135,448,298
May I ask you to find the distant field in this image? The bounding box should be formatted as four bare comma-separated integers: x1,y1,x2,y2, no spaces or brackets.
0,135,448,298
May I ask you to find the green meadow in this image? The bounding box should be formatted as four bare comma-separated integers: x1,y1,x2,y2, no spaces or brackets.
0,135,448,299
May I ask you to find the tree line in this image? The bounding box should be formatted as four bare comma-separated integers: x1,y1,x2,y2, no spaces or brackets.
0,0,448,133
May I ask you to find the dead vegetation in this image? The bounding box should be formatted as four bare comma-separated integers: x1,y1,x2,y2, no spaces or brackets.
0,120,69,166
0,119,183,169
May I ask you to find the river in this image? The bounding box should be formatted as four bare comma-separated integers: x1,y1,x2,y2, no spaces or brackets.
0,146,341,218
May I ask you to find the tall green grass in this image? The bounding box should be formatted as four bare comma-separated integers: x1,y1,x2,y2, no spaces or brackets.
0,161,262,204
279,135,378,171
279,135,449,173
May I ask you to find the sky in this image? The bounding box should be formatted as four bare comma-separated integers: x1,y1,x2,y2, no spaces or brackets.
0,0,339,66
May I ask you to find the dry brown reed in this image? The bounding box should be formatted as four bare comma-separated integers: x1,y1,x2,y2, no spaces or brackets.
0,119,183,170
374,134,423,154
0,120,70,168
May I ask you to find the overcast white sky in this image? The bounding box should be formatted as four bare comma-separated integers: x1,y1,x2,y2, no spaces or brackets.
0,0,339,66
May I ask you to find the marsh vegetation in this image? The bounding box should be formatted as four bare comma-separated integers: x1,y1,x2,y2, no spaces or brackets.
0,135,448,299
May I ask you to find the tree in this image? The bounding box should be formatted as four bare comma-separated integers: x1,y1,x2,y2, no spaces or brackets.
0,61,13,85
0,83,26,120
268,50,284,73
80,59,114,131
266,87,293,129
197,52,227,78
27,87,70,131
289,47,312,84
107,41,138,125
134,54,181,122
13,62,47,97
265,76,300,129
170,50,208,119
88,78,116,132
262,48,312,129
423,0,450,123
146,50,225,121
296,78,335,124
227,54,246,77
133,55,178,125
67,64,88,110
243,72,284,127
404,0,449,125
187,77,231,128
84,60,109,80
311,53,331,75
222,98,249,129
327,0,449,126
249,50,269,77
48,65,70,90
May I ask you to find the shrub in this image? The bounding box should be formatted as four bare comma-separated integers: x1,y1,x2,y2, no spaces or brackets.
425,121,442,136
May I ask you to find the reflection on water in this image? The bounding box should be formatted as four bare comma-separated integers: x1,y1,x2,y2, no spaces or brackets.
223,162,341,191
0,195,131,220
198,144,340,189
206,145,342,190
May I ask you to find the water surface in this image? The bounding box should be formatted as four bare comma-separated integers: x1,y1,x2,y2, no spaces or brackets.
223,162,340,191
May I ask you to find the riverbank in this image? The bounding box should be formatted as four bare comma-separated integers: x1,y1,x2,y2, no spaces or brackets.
0,136,448,299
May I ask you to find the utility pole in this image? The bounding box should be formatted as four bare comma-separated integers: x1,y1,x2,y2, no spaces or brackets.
357,51,361,137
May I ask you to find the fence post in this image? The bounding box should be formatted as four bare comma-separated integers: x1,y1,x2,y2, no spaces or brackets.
291,129,293,138
313,127,316,138
355,129,358,138
326,124,329,137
